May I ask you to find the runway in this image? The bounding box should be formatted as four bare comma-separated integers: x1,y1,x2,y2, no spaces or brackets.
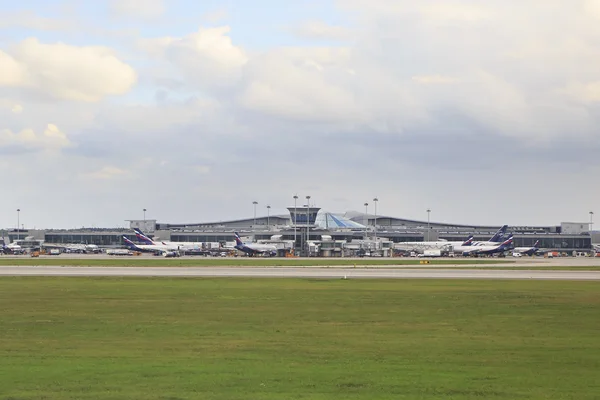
1,266,600,280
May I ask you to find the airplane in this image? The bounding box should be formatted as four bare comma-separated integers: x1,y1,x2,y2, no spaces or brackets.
1,236,23,254
470,225,509,246
233,232,277,256
122,235,181,256
395,235,474,253
462,235,514,257
513,240,539,256
451,237,481,255
399,225,510,254
133,228,205,251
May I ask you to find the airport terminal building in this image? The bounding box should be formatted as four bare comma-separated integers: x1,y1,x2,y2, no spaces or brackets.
3,207,595,256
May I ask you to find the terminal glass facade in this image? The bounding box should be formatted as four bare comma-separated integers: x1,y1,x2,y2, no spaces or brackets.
44,233,125,246
287,207,321,226
315,213,365,230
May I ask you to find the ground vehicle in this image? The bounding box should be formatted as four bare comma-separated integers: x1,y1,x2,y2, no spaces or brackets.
421,249,442,258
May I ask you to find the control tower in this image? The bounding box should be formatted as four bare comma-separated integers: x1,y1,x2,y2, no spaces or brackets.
287,206,321,228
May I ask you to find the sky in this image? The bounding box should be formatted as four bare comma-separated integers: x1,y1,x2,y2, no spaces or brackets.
1,0,599,229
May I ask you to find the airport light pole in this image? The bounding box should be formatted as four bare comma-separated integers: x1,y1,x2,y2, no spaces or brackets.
252,201,258,228
426,208,431,241
306,195,311,257
590,211,594,232
143,208,147,222
266,205,271,230
364,203,369,240
16,209,20,241
293,195,298,253
373,197,378,244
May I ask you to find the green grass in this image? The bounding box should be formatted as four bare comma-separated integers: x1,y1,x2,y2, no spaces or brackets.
0,278,599,399
0,257,510,267
464,265,600,271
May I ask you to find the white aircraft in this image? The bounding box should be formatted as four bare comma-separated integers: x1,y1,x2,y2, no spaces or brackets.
122,236,181,256
470,225,509,246
133,228,205,251
449,225,511,254
1,236,23,254
395,226,508,254
513,240,539,256
461,236,514,256
395,236,474,253
234,232,277,256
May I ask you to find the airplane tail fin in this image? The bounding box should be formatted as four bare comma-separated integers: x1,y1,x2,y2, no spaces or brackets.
234,232,244,247
533,240,539,248
133,228,155,245
489,225,508,242
462,235,474,246
122,236,138,249
500,235,514,248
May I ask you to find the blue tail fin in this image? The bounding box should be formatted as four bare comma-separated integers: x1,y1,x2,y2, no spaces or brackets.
122,236,138,249
133,228,155,245
489,225,508,242
500,235,514,248
234,232,244,247
462,235,474,246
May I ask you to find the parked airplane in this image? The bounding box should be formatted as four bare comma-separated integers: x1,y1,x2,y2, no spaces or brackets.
395,236,474,253
470,225,509,246
234,232,277,256
122,235,181,256
449,226,509,254
513,240,539,256
462,236,514,256
1,236,23,254
133,228,204,251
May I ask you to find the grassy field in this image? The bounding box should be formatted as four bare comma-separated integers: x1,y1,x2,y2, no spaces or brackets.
1,278,599,399
0,257,511,267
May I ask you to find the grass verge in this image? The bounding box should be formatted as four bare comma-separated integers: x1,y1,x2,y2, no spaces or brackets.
0,278,599,399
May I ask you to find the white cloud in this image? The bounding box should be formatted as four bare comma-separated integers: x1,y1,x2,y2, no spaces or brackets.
0,10,79,31
584,0,600,19
1,38,137,102
43,123,69,142
96,97,222,134
81,166,130,180
330,0,600,140
0,50,24,86
237,47,363,123
109,0,165,19
563,81,600,103
3,1,600,228
419,3,491,22
0,128,36,145
412,75,457,85
140,26,247,88
294,20,352,40
0,124,71,151
0,99,24,114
